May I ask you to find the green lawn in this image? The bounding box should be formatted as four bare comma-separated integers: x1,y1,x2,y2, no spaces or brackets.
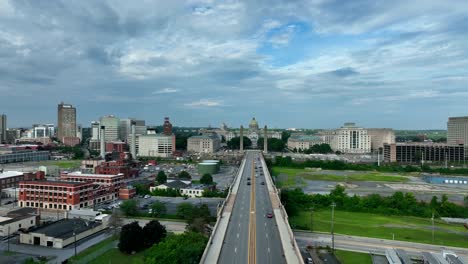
69,236,117,262
272,167,409,187
290,210,468,248
335,250,372,264
39,159,82,169
89,248,147,264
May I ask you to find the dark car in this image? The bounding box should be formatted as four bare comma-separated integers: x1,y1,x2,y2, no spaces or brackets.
247,181,251,185
266,213,273,218
247,177,251,180
261,182,265,185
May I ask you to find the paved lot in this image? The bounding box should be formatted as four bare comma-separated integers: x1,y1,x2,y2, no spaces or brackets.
137,196,224,215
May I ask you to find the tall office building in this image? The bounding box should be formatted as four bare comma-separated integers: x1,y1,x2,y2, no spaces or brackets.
120,118,146,141
447,116,468,146
0,114,6,144
57,103,77,142
100,115,120,142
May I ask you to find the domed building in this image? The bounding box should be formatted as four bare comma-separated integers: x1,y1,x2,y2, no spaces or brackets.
248,117,260,147
249,117,259,133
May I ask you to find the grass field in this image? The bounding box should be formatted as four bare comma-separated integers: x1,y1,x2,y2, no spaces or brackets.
272,167,409,187
89,248,147,264
335,250,372,264
69,236,117,263
39,159,82,169
290,210,468,248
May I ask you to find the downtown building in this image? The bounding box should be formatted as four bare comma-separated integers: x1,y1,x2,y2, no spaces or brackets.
187,135,221,153
138,134,176,157
331,123,371,154
383,143,465,164
57,102,78,145
287,135,325,151
59,171,124,201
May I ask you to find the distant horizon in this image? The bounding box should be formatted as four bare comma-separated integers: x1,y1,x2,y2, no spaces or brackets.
1,1,468,130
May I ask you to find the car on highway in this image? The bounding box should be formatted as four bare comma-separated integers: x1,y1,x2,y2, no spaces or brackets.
247,177,251,180
247,181,251,185
266,213,273,218
261,182,265,185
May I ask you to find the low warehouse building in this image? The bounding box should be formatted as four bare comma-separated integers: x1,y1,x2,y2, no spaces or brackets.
20,218,105,248
0,208,38,236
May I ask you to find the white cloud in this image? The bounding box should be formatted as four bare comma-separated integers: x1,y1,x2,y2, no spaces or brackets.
152,88,178,94
184,99,224,107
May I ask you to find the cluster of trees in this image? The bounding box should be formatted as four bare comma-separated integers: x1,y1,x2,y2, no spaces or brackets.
281,186,468,219
227,136,252,149
293,144,333,154
202,188,228,198
271,156,468,175
119,220,167,254
156,171,167,184
54,145,84,159
177,203,214,234
257,138,285,152
145,232,208,264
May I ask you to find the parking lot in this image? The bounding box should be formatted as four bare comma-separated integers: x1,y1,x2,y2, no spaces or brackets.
136,196,224,215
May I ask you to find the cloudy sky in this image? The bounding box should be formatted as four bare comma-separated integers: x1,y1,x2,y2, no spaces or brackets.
1,0,468,129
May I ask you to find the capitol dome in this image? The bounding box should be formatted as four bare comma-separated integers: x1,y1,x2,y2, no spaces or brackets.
249,117,259,132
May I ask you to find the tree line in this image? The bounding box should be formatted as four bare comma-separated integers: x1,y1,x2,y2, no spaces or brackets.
271,156,468,175
281,186,468,219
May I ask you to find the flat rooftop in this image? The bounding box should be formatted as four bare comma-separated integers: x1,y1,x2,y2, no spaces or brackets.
28,218,101,239
0,171,23,179
64,171,123,178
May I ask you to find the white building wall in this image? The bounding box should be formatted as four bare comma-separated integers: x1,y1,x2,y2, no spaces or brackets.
138,135,174,157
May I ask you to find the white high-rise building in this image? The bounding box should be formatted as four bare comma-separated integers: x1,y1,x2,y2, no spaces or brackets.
138,134,175,157
447,116,468,146
367,128,395,151
119,118,146,142
331,123,371,154
99,115,120,142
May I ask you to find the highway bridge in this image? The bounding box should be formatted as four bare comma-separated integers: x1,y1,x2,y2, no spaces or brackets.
200,151,303,264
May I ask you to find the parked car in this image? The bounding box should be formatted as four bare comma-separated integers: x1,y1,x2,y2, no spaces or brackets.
144,195,150,199
266,213,273,218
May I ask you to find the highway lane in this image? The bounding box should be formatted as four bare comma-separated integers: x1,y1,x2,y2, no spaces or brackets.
218,152,254,264
218,151,286,264
254,154,285,264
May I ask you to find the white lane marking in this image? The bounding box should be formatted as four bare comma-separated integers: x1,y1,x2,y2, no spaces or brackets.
235,247,237,253
266,233,268,238
239,223,241,227
268,248,270,253
264,223,267,226
237,233,239,238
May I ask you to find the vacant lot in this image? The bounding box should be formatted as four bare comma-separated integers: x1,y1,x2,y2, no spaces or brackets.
39,159,82,169
272,167,410,187
290,210,468,248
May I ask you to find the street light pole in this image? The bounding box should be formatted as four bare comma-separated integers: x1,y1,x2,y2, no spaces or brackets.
431,211,435,243
331,202,336,253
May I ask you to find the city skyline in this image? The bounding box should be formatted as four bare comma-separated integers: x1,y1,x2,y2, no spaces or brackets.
1,1,468,129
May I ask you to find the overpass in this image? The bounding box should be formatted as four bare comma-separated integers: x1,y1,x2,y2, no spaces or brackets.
200,151,303,264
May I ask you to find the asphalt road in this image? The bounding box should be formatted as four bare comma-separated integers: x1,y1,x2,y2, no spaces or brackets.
218,151,285,264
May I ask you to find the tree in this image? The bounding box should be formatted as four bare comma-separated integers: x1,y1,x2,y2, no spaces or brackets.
156,171,167,184
227,136,252,149
142,220,167,248
145,232,208,264
120,200,138,216
178,170,191,179
177,202,195,220
150,201,167,217
258,138,285,152
464,195,468,208
119,222,144,253
200,173,213,185
281,131,291,143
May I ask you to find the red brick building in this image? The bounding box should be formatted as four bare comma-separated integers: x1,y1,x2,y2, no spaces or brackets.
119,187,136,200
0,171,45,189
60,171,124,199
62,137,80,147
18,181,95,210
105,142,127,153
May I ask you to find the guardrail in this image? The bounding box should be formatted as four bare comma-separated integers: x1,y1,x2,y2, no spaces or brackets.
260,153,304,264
199,156,246,263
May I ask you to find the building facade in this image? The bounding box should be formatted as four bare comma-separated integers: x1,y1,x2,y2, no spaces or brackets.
383,143,465,164
447,116,468,147
331,123,371,154
367,128,395,151
138,134,175,157
0,114,7,144
59,171,124,201
187,135,221,153
0,151,50,164
163,117,173,135
19,181,95,210
100,115,120,142
57,103,77,142
287,135,325,151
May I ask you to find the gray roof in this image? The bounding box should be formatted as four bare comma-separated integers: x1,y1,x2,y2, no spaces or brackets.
28,219,101,239
164,180,189,189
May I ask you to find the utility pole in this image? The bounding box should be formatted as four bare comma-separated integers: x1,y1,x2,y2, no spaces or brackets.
431,211,435,243
331,202,336,253
7,226,10,252
74,231,77,256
